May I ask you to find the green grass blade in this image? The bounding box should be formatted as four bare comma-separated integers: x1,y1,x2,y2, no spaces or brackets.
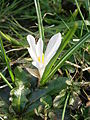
61,92,70,120
40,32,90,85
34,0,44,41
0,72,13,89
75,0,89,32
40,23,78,85
0,37,15,83
0,31,22,46
10,17,36,35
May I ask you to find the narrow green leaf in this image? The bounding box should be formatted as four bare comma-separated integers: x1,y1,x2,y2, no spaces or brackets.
0,72,13,89
75,0,89,32
41,32,90,85
61,92,70,120
40,23,78,85
0,31,23,46
34,0,44,42
10,17,36,36
0,37,15,83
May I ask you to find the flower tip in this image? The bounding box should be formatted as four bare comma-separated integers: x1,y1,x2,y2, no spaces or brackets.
27,35,32,41
27,34,35,46
57,32,62,37
57,32,62,41
27,34,35,40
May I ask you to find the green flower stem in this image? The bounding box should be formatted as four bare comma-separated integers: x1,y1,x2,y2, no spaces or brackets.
0,72,13,89
61,92,70,120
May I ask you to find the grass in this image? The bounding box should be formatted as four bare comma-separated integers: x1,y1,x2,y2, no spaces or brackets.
0,0,90,120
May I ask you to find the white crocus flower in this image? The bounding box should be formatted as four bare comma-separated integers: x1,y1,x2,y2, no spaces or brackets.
27,33,62,78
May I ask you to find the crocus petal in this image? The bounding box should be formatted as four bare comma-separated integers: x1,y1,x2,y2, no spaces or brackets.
45,33,62,64
32,61,45,78
36,38,43,62
32,60,43,69
38,66,45,78
27,35,37,61
27,35,35,47
32,61,40,69
28,48,37,61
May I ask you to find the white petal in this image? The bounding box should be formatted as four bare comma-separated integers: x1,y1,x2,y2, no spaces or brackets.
38,66,45,78
27,35,35,47
45,33,62,65
32,61,40,69
27,35,37,61
36,38,43,62
32,61,45,78
28,48,37,61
